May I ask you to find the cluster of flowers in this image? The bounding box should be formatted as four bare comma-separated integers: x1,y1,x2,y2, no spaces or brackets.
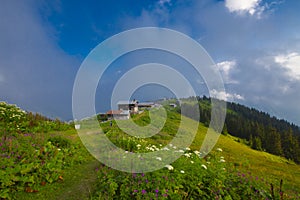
141,143,226,173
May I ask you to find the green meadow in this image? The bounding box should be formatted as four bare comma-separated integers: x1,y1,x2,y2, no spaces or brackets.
1,102,300,199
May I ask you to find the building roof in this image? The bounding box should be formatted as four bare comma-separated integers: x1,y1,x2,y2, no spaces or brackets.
138,102,154,106
106,110,130,115
106,110,122,115
117,100,138,105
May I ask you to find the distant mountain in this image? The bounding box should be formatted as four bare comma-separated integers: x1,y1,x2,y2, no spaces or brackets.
177,96,300,164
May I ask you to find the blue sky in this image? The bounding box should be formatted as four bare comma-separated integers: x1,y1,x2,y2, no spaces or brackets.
1,0,300,125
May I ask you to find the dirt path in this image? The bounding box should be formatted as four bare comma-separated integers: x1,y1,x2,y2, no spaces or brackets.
55,160,100,200
14,159,100,200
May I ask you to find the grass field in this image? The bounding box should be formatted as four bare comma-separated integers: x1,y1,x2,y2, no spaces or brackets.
8,107,300,199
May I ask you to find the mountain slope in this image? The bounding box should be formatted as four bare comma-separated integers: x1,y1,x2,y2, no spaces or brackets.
2,101,299,199
177,97,300,164
95,108,300,197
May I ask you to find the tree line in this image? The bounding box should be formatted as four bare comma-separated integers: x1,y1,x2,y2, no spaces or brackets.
177,96,300,164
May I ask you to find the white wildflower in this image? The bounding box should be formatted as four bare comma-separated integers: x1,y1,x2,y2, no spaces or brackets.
193,150,200,155
165,164,174,170
190,161,194,164
216,148,223,152
156,157,162,161
147,145,159,151
185,147,191,151
220,159,226,163
149,147,155,151
162,147,170,151
180,170,185,174
184,153,190,158
175,149,184,153
201,164,207,170
206,161,211,164
57,148,61,151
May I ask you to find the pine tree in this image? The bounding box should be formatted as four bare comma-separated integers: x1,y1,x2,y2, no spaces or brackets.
253,137,262,151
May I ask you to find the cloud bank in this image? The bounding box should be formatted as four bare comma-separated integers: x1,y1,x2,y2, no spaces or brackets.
225,0,262,16
117,0,300,125
0,1,78,120
1,0,300,126
274,52,300,80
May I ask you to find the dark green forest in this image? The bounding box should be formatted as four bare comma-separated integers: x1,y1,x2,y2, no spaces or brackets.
178,96,300,164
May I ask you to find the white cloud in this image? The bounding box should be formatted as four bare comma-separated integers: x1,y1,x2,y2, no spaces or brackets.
279,85,290,94
274,52,300,80
215,60,238,84
216,61,234,74
118,0,300,125
158,0,171,6
225,0,263,16
210,89,244,101
0,1,78,119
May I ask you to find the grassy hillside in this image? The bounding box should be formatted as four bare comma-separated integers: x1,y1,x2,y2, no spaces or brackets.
178,97,300,164
91,108,300,199
0,102,95,199
2,102,300,199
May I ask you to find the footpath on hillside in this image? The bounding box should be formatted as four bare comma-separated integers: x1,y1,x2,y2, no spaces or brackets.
55,159,100,200
14,158,100,200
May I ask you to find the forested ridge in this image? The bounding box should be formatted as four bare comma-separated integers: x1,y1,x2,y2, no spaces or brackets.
179,96,300,164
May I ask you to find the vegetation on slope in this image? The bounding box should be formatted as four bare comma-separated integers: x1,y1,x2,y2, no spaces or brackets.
0,102,72,135
1,101,300,199
90,108,300,199
178,96,300,163
0,102,90,199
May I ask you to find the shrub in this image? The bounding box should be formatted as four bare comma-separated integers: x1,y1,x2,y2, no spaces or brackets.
47,136,71,149
0,133,86,199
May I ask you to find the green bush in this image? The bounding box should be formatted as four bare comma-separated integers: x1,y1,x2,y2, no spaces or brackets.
0,133,87,199
47,136,71,148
